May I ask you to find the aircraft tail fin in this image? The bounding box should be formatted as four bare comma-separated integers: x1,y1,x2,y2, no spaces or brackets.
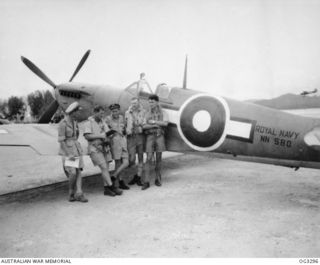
182,55,188,89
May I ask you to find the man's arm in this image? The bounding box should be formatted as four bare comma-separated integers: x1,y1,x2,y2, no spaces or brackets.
83,120,106,141
153,120,168,127
84,133,106,141
150,110,169,127
142,112,158,130
60,142,73,158
142,123,159,130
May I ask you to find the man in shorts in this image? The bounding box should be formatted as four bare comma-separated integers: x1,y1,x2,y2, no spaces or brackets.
142,94,168,190
84,105,122,196
58,102,88,202
105,103,130,190
125,97,146,186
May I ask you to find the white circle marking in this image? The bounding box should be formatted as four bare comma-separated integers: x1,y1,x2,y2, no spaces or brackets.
192,110,211,132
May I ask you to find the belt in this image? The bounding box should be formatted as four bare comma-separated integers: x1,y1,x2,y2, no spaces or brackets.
145,129,163,136
128,133,144,137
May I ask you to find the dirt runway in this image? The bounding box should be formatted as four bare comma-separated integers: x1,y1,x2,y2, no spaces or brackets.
0,154,319,257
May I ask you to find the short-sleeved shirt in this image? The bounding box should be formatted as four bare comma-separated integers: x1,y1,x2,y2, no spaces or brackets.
125,105,146,135
144,105,168,123
143,105,169,135
105,114,128,160
58,117,83,157
83,116,111,155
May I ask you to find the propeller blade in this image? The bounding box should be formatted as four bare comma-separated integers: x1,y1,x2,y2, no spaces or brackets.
69,50,91,82
38,100,59,123
21,56,56,88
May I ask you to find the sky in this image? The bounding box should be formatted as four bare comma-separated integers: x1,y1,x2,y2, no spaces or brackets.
1,0,320,101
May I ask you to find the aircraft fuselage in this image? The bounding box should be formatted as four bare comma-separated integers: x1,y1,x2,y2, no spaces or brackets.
55,82,320,169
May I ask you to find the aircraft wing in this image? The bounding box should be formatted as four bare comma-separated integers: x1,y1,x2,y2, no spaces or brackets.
0,123,88,155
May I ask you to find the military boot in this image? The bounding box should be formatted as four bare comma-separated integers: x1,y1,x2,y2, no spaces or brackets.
128,175,138,185
104,186,116,197
136,176,143,186
68,194,76,202
155,178,162,187
155,173,162,186
110,184,123,196
119,180,130,190
141,182,150,190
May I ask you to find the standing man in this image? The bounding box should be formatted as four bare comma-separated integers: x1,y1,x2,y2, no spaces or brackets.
83,105,122,196
142,94,169,190
58,102,88,202
105,103,130,190
125,97,146,186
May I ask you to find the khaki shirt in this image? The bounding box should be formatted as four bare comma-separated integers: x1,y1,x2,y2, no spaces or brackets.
144,105,169,123
143,106,169,135
125,105,146,135
84,116,111,154
105,114,127,159
58,117,83,157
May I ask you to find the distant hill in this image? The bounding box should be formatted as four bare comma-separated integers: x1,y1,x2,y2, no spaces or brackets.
250,93,320,109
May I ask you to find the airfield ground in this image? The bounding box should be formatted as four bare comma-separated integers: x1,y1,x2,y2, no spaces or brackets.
0,148,319,258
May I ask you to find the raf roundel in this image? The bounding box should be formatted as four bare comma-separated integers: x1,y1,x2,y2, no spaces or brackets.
177,94,230,151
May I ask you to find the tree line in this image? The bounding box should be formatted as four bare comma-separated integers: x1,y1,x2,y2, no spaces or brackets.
0,90,61,123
